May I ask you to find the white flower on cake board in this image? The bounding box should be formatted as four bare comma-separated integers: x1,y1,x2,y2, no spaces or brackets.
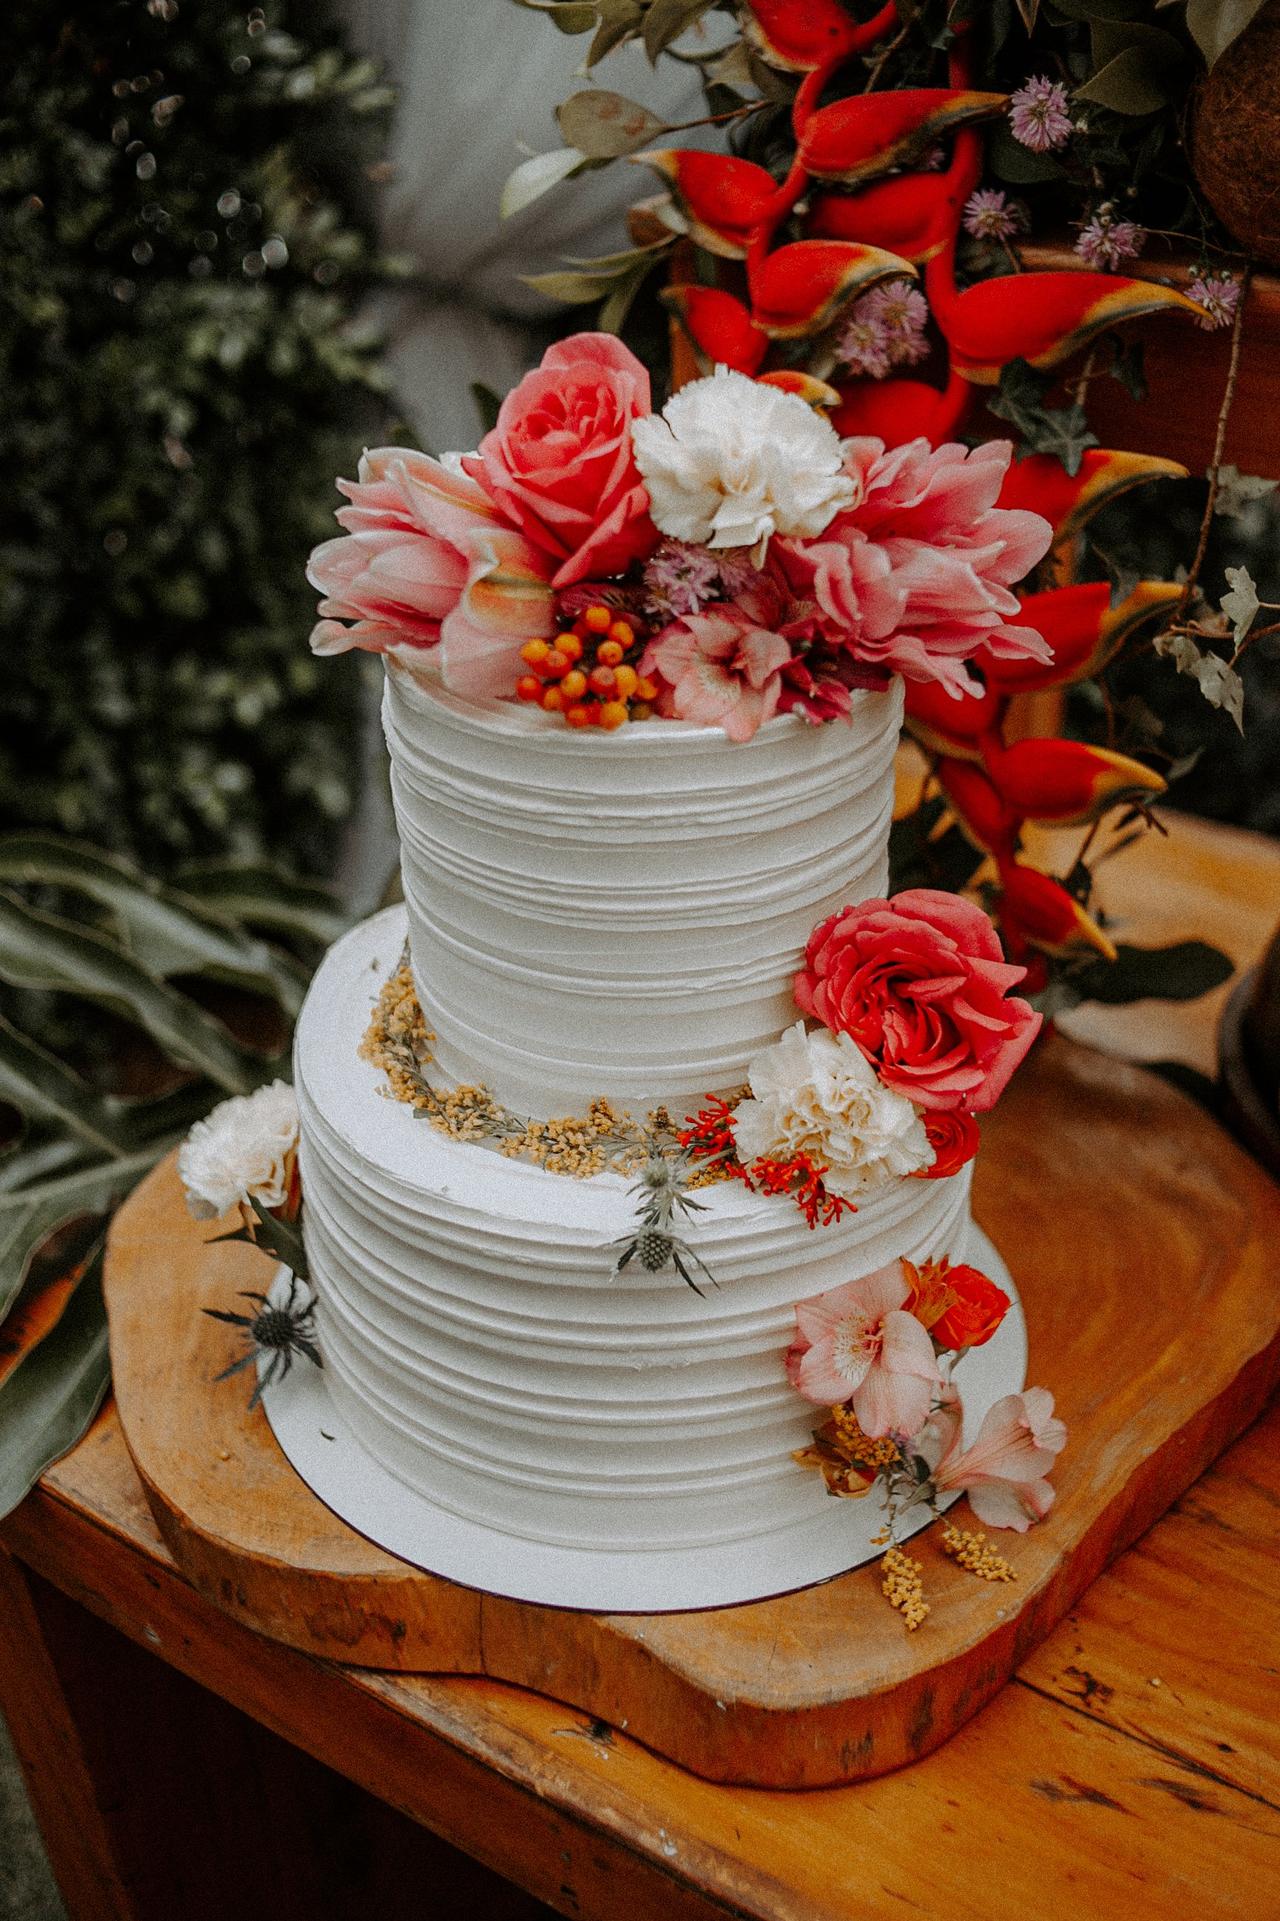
630,367,856,556
178,1079,300,1220
734,1022,932,1200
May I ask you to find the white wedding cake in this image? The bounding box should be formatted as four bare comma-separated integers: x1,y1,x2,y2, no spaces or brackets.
284,666,1025,1609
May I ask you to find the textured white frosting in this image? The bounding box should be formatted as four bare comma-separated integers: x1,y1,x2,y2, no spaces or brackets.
293,909,1022,1579
382,662,904,1119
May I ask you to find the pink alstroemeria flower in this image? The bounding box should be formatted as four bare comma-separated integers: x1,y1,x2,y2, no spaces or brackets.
925,1385,1067,1531
643,604,792,742
786,1262,942,1440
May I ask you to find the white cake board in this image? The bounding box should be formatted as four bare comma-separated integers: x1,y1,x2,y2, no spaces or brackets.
261,1231,1026,1615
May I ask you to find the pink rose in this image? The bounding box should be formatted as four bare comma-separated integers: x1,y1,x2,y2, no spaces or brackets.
461,334,658,590
642,604,792,742
795,887,1041,1113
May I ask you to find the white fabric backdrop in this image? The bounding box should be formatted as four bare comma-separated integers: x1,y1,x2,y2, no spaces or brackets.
340,0,713,449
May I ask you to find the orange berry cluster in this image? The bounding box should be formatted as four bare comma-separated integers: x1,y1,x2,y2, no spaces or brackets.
516,603,658,730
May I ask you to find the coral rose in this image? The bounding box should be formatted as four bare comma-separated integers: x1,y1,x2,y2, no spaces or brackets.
461,333,658,589
903,1259,1010,1350
796,887,1041,1113
912,1110,980,1180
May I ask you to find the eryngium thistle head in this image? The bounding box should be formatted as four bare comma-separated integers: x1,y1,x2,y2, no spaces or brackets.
636,1227,674,1271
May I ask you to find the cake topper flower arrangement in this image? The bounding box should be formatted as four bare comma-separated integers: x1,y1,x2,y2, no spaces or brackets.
307,331,1057,739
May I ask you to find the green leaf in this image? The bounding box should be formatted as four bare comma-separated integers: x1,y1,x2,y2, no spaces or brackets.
1185,0,1268,68
1075,46,1179,114
0,835,304,1014
642,0,718,61
0,1015,131,1159
986,121,1066,185
211,1196,308,1281
587,0,645,65
500,147,592,219
555,89,667,159
990,359,1099,475
0,1247,110,1521
0,890,260,1095
0,1144,164,1324
168,862,345,946
1071,940,1235,1007
510,0,598,29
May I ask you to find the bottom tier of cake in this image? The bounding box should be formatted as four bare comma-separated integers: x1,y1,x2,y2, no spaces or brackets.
281,908,1028,1611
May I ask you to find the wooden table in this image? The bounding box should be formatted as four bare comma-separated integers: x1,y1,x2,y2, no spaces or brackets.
2,812,1278,1921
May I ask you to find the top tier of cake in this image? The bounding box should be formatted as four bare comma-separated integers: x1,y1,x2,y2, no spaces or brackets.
383,661,903,1118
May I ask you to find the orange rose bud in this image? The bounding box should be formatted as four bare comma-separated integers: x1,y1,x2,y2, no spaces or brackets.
564,702,595,728
911,1110,980,1180
520,638,550,666
539,686,564,712
930,1265,1010,1350
588,665,617,697
560,669,588,700
541,648,571,679
597,638,625,666
984,738,1166,828
608,620,635,647
997,859,1117,961
557,632,584,663
749,239,914,339
613,664,639,699
635,676,659,703
947,273,1205,387
598,700,630,731
583,605,612,633
798,88,1007,190
515,674,542,703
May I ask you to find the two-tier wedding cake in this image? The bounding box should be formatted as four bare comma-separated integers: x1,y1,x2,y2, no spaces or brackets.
190,335,1070,1612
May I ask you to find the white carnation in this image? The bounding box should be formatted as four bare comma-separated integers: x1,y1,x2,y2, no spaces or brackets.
177,1079,300,1221
630,367,856,555
733,1022,932,1200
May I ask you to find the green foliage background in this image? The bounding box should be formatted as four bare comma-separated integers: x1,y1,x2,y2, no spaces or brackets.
0,0,394,876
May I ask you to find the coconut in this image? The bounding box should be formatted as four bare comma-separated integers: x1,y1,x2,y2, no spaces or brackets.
1192,0,1280,266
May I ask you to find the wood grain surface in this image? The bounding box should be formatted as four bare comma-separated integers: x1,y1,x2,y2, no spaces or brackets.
101,1031,1280,1788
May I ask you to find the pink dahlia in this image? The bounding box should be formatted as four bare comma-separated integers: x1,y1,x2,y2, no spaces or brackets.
786,1263,942,1441
642,602,792,742
775,438,1053,697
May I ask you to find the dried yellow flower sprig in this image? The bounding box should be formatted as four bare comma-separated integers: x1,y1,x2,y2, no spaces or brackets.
940,1522,1016,1582
881,1545,929,1631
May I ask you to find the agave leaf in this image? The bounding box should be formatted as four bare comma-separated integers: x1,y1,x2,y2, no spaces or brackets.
168,860,346,947
0,1244,110,1521
0,1143,169,1323
0,889,261,1094
0,834,306,1014
0,1014,132,1158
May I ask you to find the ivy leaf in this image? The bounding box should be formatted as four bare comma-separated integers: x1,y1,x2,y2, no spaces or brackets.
1220,564,1260,644
555,89,667,159
1154,627,1246,732
989,359,1099,475
1213,466,1278,518
1107,335,1146,402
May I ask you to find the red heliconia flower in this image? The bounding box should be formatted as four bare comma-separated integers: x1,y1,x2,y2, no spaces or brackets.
996,448,1188,547
661,285,767,374
829,375,970,445
997,859,1117,960
749,239,914,338
982,737,1166,828
976,579,1184,694
935,758,1021,858
805,173,960,262
743,0,895,71
756,369,842,407
634,151,777,260
799,89,1007,190
902,675,1004,759
943,272,1204,384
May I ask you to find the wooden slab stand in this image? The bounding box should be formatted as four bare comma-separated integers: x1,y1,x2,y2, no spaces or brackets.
103,1033,1280,1789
